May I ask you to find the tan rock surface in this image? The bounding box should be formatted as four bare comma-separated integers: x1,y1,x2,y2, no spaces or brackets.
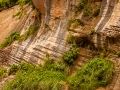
0,5,20,44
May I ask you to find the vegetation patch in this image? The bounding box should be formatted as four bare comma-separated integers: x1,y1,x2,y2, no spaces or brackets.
68,58,114,90
67,19,84,30
8,64,19,75
0,0,31,11
0,67,7,79
0,32,20,49
19,25,39,42
3,62,66,90
75,0,101,17
0,25,39,50
12,10,23,19
62,43,79,65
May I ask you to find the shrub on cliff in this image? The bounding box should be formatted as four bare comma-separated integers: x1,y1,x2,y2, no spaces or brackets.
62,43,79,65
8,64,19,75
0,32,20,49
0,0,32,11
0,67,7,79
3,62,66,90
68,58,114,90
19,25,39,41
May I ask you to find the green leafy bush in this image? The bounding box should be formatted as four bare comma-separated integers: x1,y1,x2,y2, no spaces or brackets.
8,64,19,75
0,0,18,11
62,44,79,65
0,32,20,49
68,58,114,90
0,0,32,11
0,67,7,79
19,62,35,71
3,62,66,90
84,4,92,16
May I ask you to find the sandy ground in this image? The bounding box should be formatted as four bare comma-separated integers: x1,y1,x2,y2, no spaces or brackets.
0,5,20,44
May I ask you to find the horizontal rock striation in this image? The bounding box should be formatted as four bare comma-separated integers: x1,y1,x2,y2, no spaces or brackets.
94,0,120,51
9,0,78,65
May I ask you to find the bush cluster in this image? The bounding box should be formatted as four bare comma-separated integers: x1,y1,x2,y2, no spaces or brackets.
3,62,66,90
68,58,114,90
0,25,39,49
8,64,19,75
0,32,20,49
0,0,31,11
62,44,79,65
0,67,7,79
3,58,114,90
75,0,101,17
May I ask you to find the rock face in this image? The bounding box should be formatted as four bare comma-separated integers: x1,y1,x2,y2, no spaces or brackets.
0,5,20,44
0,0,120,89
94,0,120,51
9,0,79,65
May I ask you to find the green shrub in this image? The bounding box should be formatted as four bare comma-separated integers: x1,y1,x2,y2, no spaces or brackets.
0,0,18,11
0,32,20,49
0,67,7,79
68,58,114,90
84,4,92,16
3,62,66,90
62,44,79,65
8,64,19,75
93,7,100,17
116,52,120,57
0,0,32,11
67,34,76,44
19,25,39,41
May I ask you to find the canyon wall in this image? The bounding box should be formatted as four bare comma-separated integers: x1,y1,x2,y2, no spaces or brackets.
9,0,79,65
94,0,120,51
0,0,120,89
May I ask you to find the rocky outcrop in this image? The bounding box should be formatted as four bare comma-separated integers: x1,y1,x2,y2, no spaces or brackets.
8,0,79,65
94,0,120,51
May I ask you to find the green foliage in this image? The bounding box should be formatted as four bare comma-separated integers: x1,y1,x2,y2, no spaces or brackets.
0,32,20,49
0,25,39,49
116,52,120,57
75,0,89,15
0,0,18,11
12,10,23,19
17,0,31,7
93,7,100,17
19,25,39,41
8,64,19,75
68,58,114,90
0,0,32,11
75,0,101,17
3,62,66,90
19,62,35,71
67,19,84,30
62,43,79,65
0,67,7,79
67,34,78,44
84,4,92,16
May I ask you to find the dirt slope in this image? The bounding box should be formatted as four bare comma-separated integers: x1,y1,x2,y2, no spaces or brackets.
0,5,20,44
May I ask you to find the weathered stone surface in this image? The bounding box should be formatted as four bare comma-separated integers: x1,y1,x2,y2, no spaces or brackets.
9,0,79,65
94,0,120,51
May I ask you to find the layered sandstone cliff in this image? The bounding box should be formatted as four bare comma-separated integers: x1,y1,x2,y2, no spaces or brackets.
0,0,120,89
9,0,78,65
